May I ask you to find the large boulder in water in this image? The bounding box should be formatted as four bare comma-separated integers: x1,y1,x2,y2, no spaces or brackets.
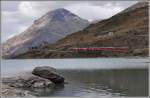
32,66,65,84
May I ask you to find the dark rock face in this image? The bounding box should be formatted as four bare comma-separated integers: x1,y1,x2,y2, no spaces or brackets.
32,66,65,84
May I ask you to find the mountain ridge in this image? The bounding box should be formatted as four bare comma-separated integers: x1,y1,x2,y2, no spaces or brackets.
3,2,149,58
2,8,89,57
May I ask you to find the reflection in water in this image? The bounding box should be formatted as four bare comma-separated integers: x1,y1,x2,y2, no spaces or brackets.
28,69,148,97
28,84,65,96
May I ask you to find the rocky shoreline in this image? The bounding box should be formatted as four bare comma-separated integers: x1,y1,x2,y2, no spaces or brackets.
1,66,65,97
1,84,35,97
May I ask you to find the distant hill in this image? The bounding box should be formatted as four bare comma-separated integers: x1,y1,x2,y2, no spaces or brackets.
2,8,89,58
6,2,149,59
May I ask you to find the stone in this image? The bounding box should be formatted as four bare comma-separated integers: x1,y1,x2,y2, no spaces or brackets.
2,66,65,97
2,72,53,88
32,66,65,84
1,84,35,97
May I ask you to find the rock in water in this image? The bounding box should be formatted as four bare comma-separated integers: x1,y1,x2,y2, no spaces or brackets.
2,72,53,88
32,66,65,84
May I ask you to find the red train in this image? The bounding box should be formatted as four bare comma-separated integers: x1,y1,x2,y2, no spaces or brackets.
71,47,129,53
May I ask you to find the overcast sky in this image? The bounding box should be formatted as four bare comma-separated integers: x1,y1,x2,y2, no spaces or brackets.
1,1,138,42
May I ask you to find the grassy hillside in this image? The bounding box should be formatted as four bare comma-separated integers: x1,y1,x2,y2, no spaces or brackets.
12,2,149,59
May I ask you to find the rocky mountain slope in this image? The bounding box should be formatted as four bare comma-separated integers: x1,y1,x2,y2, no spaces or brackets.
2,8,89,58
6,2,149,58
53,2,149,57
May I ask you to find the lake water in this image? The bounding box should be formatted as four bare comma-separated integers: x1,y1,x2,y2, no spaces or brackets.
1,58,149,97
